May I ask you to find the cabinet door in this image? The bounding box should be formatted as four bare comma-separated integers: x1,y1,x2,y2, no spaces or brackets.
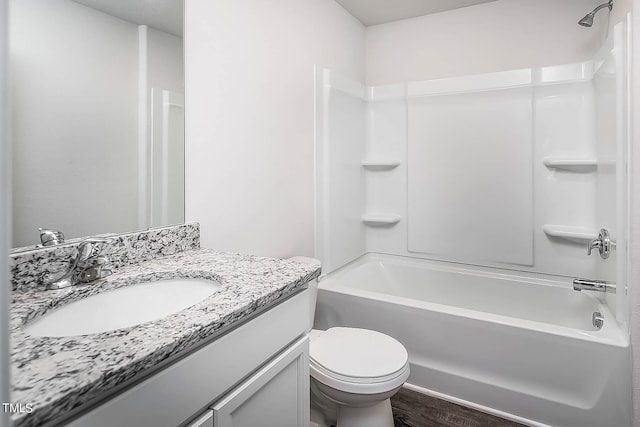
185,410,213,427
212,336,309,427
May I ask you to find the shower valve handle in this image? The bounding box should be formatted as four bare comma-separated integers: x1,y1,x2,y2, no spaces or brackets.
587,228,612,259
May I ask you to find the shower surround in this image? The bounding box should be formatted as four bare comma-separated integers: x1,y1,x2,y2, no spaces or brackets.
314,19,631,427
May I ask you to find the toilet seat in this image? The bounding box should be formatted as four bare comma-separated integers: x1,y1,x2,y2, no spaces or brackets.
310,327,410,394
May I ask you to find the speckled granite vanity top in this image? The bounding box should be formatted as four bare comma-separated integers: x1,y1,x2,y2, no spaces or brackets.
10,248,320,427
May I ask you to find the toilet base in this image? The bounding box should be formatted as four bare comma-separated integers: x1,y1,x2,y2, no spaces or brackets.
337,399,394,427
311,378,398,427
310,401,332,427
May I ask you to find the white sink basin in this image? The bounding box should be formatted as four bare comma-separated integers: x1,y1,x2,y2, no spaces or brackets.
24,278,222,337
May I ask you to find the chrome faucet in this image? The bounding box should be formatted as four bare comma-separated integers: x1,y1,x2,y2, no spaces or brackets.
573,278,616,293
587,228,613,259
42,238,114,290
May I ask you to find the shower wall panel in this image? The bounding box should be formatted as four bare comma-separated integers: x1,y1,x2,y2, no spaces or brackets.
360,63,612,279
533,82,598,278
315,69,366,274
407,87,534,266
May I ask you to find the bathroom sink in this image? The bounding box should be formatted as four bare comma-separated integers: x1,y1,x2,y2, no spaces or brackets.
24,278,222,337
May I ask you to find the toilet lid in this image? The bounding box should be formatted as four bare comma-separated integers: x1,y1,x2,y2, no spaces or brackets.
310,327,408,384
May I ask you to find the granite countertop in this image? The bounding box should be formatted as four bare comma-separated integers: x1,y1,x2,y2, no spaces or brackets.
10,249,321,427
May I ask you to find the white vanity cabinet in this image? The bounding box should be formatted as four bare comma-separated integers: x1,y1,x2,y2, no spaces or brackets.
67,290,310,427
208,336,308,427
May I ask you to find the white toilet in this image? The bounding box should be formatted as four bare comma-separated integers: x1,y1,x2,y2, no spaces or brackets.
289,257,410,427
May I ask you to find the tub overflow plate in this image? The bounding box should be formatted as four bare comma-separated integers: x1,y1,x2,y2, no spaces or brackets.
592,311,604,329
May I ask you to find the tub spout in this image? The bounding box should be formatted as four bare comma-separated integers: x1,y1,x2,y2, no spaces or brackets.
573,278,616,293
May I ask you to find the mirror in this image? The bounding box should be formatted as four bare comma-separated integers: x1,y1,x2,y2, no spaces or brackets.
9,0,184,249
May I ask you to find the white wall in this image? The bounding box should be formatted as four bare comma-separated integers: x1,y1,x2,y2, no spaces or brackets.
365,0,607,85
0,0,10,423
10,0,139,247
185,0,364,257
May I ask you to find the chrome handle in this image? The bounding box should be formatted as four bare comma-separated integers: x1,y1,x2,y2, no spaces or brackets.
38,228,65,246
587,240,601,256
75,237,111,262
587,228,612,259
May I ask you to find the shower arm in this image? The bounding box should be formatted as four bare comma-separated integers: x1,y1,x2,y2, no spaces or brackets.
578,0,613,26
591,1,613,15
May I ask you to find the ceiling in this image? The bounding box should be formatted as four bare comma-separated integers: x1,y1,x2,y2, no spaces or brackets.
71,0,182,37
334,0,497,26
70,0,498,37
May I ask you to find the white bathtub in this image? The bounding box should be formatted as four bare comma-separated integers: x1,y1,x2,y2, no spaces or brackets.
314,253,631,427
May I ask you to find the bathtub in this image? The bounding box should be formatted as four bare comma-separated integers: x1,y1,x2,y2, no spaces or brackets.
313,253,631,427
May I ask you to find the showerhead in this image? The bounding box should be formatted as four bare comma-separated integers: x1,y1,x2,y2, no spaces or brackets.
578,12,595,27
578,0,613,27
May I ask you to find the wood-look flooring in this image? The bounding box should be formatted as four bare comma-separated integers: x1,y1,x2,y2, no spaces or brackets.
391,387,527,427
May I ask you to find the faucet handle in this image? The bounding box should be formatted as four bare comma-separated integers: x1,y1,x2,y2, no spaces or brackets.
587,228,612,259
587,239,602,256
38,228,65,246
76,237,112,260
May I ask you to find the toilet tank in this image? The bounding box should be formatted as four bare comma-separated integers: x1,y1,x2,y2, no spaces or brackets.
287,257,320,331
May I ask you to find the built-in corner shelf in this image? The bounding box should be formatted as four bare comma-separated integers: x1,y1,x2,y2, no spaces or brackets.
361,214,401,226
361,160,401,171
542,224,598,243
543,157,598,172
